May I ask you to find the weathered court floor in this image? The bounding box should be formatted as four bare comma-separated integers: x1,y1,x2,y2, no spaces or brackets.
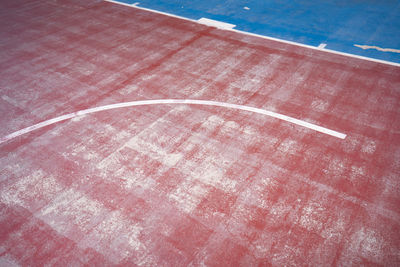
0,0,400,266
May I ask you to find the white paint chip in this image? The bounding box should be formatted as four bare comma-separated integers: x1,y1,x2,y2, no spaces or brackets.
198,18,236,30
355,44,400,54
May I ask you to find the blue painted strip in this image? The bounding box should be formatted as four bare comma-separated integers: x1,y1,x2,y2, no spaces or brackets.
115,0,400,63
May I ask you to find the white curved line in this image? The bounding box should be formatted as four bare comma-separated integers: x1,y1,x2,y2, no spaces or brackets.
0,99,346,144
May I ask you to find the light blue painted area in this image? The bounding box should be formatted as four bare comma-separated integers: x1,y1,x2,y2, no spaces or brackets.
116,0,400,63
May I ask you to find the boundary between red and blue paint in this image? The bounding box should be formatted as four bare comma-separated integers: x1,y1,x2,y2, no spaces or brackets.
106,0,400,66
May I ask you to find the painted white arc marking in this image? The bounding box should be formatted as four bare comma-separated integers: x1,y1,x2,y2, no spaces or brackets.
0,99,346,144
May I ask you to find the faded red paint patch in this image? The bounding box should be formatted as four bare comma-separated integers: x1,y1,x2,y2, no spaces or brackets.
0,0,399,266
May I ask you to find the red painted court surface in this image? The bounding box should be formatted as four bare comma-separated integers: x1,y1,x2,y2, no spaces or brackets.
1,0,400,266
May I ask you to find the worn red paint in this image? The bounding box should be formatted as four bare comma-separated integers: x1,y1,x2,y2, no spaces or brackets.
0,0,400,266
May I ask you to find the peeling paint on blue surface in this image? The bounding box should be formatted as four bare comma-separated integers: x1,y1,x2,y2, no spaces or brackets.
116,0,400,63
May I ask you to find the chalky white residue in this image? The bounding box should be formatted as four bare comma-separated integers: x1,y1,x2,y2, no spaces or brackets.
79,211,146,264
175,117,239,193
321,216,346,242
222,120,240,133
2,95,24,109
323,156,346,177
96,151,156,191
230,74,261,93
200,115,225,131
241,176,278,209
75,61,96,76
311,99,329,112
251,232,275,258
0,256,20,267
169,180,209,213
299,202,325,232
140,74,156,81
269,202,292,220
347,228,384,263
70,142,99,160
277,139,298,154
38,189,105,235
190,156,237,192
38,189,146,264
350,165,366,182
119,84,139,95
128,134,182,166
361,139,377,154
342,137,359,154
271,244,298,266
0,170,63,210
125,115,183,168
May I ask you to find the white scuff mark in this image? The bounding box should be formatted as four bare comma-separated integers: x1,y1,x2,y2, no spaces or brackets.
318,43,327,49
169,180,209,213
349,228,384,263
125,134,183,168
0,99,347,145
243,6,250,10
79,211,145,263
0,256,20,267
37,188,146,264
0,170,63,210
354,44,400,54
197,18,236,30
299,203,325,232
361,139,377,154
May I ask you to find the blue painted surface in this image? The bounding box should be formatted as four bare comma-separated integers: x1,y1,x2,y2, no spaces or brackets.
117,0,400,63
